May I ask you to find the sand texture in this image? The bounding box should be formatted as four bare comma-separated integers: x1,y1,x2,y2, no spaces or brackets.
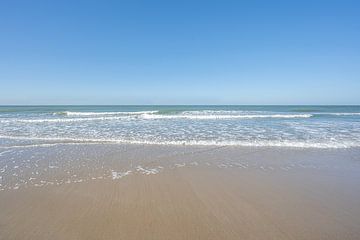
1,145,360,240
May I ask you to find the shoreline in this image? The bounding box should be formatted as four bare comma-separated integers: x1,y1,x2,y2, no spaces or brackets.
2,137,360,149
1,144,360,239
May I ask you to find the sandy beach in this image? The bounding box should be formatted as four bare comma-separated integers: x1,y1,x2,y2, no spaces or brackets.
2,0,360,237
0,145,360,239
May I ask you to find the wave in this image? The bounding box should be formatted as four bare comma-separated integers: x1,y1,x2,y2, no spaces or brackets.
0,135,358,149
142,113,313,120
3,111,360,124
292,108,321,112
0,113,313,123
54,110,158,116
326,113,360,116
0,116,132,123
181,110,267,114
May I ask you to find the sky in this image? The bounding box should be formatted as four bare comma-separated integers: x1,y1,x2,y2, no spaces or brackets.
0,0,359,105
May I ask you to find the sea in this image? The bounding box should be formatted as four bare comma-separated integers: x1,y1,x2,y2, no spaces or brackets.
1,105,360,148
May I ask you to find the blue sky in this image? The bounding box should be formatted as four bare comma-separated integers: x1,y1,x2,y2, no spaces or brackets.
0,0,359,105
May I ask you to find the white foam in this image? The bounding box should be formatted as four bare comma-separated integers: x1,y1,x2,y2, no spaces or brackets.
0,112,313,123
136,166,162,175
54,111,158,116
0,116,133,123
174,163,186,168
0,150,13,156
0,134,359,148
141,113,313,120
111,170,132,180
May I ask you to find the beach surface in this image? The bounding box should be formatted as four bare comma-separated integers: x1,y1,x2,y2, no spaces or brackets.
1,144,360,240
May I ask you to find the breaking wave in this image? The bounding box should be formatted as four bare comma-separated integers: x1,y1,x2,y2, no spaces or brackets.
0,113,313,123
142,113,313,120
54,110,158,116
1,106,359,149
1,135,359,149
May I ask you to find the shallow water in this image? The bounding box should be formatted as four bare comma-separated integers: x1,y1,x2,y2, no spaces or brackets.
1,143,360,191
1,105,360,148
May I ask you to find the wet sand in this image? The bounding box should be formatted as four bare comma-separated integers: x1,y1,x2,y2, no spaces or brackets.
1,145,360,239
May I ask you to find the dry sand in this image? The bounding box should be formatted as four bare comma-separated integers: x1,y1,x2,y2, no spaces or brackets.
1,145,360,240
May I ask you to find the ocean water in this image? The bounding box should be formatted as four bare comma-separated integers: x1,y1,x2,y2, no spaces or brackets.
1,105,360,148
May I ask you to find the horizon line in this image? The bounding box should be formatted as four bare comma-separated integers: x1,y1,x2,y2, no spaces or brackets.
1,104,360,107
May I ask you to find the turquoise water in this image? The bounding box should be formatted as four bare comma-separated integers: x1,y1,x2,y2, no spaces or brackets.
1,105,360,148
